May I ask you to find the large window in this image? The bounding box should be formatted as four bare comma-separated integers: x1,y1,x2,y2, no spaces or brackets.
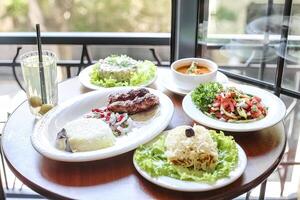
0,0,171,32
195,1,300,198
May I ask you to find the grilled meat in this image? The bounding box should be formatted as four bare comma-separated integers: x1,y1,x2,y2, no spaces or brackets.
108,93,159,114
108,88,149,104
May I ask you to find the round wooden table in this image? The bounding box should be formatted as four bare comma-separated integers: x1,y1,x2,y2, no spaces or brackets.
2,73,286,200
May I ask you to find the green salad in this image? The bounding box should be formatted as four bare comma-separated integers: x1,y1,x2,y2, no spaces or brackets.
134,130,238,184
191,82,267,122
90,55,156,88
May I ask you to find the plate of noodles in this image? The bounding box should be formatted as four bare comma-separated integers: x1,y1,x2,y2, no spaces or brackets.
133,125,247,191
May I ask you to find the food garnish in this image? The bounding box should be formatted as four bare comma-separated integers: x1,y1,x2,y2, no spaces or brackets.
176,61,211,75
185,128,195,137
192,82,267,122
134,125,238,183
90,55,156,88
87,108,133,136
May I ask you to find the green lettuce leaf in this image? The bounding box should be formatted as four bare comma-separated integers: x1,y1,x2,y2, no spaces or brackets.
134,130,238,184
191,82,223,112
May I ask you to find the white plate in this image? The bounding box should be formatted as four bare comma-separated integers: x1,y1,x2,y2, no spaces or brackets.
79,64,157,90
32,87,174,162
160,71,229,96
182,84,286,132
133,144,247,192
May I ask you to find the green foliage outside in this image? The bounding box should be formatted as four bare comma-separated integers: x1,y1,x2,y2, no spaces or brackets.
0,0,171,32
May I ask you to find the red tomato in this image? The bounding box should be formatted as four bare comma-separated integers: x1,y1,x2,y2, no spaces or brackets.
251,110,262,118
253,96,261,102
92,108,101,113
118,115,124,122
246,100,252,106
215,112,222,119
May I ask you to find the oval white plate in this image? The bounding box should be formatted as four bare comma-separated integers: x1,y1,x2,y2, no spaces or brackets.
32,87,174,162
182,84,286,132
160,71,229,96
133,144,247,192
79,64,157,90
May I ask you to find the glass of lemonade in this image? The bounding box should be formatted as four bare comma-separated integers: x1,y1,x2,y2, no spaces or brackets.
20,50,58,118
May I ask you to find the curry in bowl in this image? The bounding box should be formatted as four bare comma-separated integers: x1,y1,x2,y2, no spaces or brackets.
176,61,211,75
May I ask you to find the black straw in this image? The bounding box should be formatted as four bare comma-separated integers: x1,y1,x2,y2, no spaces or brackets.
36,24,47,104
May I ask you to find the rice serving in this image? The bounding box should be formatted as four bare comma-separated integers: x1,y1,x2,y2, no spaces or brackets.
56,118,116,152
165,125,218,171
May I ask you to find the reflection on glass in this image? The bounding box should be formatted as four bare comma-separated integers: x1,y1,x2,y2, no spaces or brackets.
220,39,277,63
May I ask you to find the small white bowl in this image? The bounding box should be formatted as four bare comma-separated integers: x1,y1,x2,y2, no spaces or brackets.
171,58,218,91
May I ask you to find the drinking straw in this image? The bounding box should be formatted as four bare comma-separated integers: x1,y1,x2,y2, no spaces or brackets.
36,24,47,104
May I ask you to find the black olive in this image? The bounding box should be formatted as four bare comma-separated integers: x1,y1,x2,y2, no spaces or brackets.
185,128,195,137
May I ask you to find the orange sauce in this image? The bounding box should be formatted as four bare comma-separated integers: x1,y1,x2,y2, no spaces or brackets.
176,65,210,75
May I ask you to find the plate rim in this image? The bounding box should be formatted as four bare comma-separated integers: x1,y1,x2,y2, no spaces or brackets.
78,64,157,90
133,143,247,192
182,84,286,132
160,71,229,96
31,87,174,162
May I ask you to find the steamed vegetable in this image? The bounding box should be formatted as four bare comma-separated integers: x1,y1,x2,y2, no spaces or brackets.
134,130,238,184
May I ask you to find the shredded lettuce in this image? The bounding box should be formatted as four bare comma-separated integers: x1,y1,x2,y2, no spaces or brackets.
89,60,156,88
134,130,238,184
191,82,223,112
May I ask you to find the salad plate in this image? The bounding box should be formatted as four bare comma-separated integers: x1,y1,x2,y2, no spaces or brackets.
182,83,286,132
79,55,157,90
32,87,174,162
134,145,246,192
79,65,157,90
160,71,228,96
133,127,247,192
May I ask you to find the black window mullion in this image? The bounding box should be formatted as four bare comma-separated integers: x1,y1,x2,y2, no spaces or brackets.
275,0,293,96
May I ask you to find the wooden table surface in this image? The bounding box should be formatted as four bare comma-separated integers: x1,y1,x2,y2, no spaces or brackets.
2,69,286,200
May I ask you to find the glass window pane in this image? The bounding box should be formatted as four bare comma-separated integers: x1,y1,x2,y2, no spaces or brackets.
0,0,171,32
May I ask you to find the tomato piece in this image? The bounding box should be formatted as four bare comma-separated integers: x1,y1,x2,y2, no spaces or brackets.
232,100,237,106
92,108,101,113
251,110,262,118
118,115,124,122
229,101,234,112
253,96,261,102
215,111,222,119
246,100,252,106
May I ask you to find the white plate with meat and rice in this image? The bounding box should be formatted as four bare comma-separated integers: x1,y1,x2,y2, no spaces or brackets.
32,87,174,162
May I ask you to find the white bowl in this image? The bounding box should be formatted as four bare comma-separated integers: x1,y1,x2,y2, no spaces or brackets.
171,58,218,91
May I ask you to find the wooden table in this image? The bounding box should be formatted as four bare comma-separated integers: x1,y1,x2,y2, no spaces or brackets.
2,72,286,200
